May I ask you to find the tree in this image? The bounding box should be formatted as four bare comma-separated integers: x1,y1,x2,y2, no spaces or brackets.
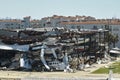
104,32,113,45
104,24,117,48
104,33,119,48
112,34,119,48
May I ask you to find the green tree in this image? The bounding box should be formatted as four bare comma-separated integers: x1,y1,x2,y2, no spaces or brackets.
112,34,119,48
105,33,119,48
104,25,119,48
104,32,113,45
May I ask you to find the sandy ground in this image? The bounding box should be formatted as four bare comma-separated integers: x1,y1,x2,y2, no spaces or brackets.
0,59,120,79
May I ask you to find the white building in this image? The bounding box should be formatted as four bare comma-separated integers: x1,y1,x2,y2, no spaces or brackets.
21,16,31,28
0,16,31,29
40,15,96,27
0,19,21,29
30,20,41,28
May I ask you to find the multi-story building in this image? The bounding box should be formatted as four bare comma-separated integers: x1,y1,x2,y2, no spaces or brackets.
21,16,31,28
0,16,31,29
40,15,96,27
0,19,21,29
31,19,41,28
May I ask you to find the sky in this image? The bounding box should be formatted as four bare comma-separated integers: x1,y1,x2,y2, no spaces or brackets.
0,0,120,19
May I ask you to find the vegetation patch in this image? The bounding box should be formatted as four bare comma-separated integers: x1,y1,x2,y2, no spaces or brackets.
92,62,120,74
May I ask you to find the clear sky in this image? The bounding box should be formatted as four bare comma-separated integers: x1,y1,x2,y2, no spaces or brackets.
0,0,119,19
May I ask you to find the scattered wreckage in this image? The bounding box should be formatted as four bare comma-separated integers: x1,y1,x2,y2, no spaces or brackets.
0,28,111,72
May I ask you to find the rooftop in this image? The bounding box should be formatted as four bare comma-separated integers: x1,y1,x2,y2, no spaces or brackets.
60,20,120,25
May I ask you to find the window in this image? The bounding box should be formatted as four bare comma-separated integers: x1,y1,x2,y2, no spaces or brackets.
113,28,119,31
93,26,98,29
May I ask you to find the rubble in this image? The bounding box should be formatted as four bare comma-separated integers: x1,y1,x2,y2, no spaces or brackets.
0,28,111,72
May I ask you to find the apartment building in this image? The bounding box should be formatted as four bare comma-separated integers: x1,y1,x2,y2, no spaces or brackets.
0,16,31,29
40,15,96,27
0,19,21,29
21,16,31,28
31,19,41,28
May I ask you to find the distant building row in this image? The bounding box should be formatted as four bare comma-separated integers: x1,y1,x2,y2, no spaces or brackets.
0,16,41,29
1,15,120,29
0,15,120,47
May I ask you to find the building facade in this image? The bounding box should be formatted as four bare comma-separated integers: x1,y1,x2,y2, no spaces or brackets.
39,15,96,27
0,19,21,29
0,16,31,29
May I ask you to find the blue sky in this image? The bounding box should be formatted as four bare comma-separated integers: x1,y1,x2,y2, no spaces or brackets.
0,0,119,19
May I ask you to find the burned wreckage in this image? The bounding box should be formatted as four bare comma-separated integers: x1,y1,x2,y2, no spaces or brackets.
0,42,71,71
0,28,109,72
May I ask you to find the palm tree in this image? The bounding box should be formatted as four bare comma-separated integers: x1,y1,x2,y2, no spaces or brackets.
105,33,119,48
104,32,112,45
112,34,119,48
